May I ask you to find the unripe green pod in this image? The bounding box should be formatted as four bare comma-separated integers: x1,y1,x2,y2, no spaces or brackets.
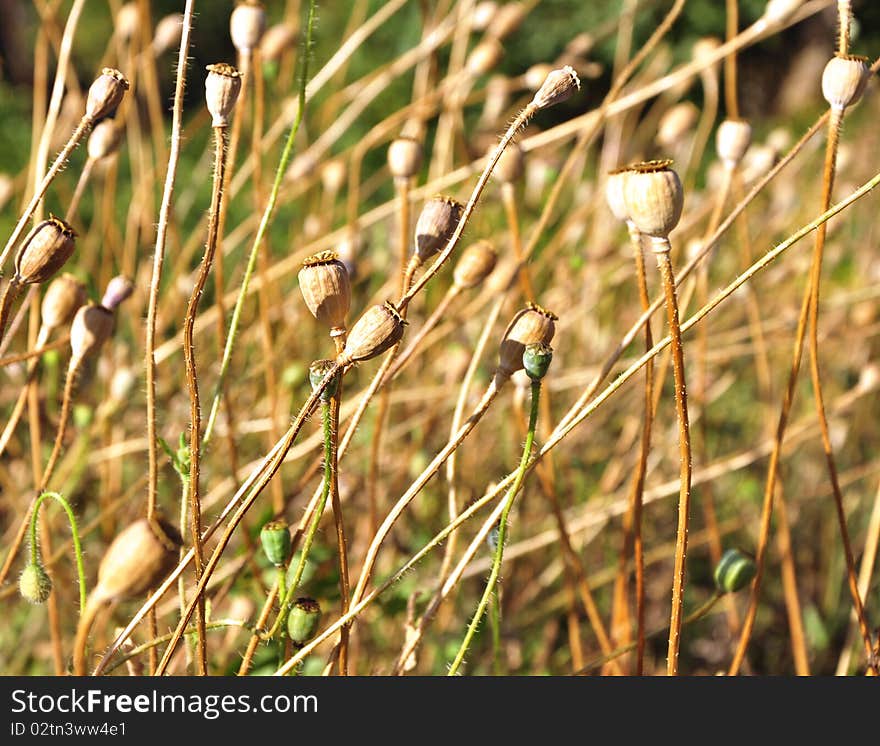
714,548,756,593
287,597,321,646
309,359,340,401
523,342,553,381
19,563,53,604
260,520,291,567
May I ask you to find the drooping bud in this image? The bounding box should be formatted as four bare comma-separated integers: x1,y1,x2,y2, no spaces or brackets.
821,54,870,111
101,275,134,311
529,65,580,110
622,160,684,241
453,240,497,289
87,119,123,160
230,1,266,54
85,68,129,122
19,563,53,604
414,196,464,264
287,597,321,646
41,273,86,331
523,342,553,381
205,63,242,128
70,304,114,362
260,520,291,567
298,251,352,334
388,136,423,180
497,303,557,378
714,548,757,593
716,118,752,168
309,359,340,401
14,216,76,285
340,302,407,365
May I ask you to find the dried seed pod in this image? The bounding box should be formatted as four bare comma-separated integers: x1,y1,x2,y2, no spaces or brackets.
87,119,123,160
230,1,266,53
41,273,87,331
821,54,870,111
453,240,497,289
336,228,363,280
414,196,464,264
493,141,524,184
622,160,684,240
716,118,752,168
287,597,321,646
762,0,803,25
101,275,134,311
70,303,114,362
309,359,340,401
153,13,184,56
472,1,498,31
85,68,129,122
115,3,140,43
524,63,554,92
94,517,182,602
205,63,242,128
604,168,630,223
523,342,553,381
656,102,699,149
467,37,504,77
261,22,297,63
490,2,527,39
340,302,407,365
298,251,352,333
529,65,580,110
497,303,557,378
19,563,53,604
388,136,424,180
714,548,757,593
321,159,347,193
14,216,76,285
260,520,291,567
692,37,721,64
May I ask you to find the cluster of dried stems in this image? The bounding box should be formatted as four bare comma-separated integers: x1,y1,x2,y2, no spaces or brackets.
2,0,880,677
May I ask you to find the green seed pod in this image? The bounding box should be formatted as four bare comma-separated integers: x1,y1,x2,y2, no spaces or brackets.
260,520,291,567
287,597,321,646
19,563,53,604
309,359,340,401
714,548,756,593
523,342,553,381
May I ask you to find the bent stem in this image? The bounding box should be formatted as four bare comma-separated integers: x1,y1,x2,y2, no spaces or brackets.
448,379,540,676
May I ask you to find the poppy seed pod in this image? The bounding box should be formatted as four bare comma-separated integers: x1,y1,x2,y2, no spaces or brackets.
261,22,297,63
414,196,464,264
716,118,752,168
340,302,407,365
230,1,266,53
205,63,242,128
524,63,553,92
153,13,184,56
41,273,86,331
19,563,53,604
692,37,721,64
101,275,135,311
622,160,684,241
656,102,699,149
453,240,497,289
762,0,803,25
85,68,129,122
467,37,504,77
70,304,115,362
260,520,291,567
529,65,580,110
821,54,870,111
309,359,340,401
604,168,630,223
714,548,757,594
523,342,553,381
497,303,557,378
490,2,527,39
287,597,321,646
493,141,524,184
472,1,498,31
388,136,423,180
87,119,123,160
321,159,347,193
14,216,76,285
115,3,140,43
94,517,182,602
298,251,352,334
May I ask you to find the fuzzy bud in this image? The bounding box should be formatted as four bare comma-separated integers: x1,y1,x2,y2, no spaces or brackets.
716,118,752,168
101,275,134,311
414,196,464,263
309,359,340,401
94,517,182,602
388,137,423,180
453,240,497,289
41,273,86,331
70,303,114,362
230,1,266,53
287,597,321,646
14,216,76,285
153,14,184,56
529,65,580,110
497,303,557,378
622,160,684,241
341,302,407,365
19,563,53,604
205,63,242,128
87,119,123,160
523,342,553,381
260,520,291,567
86,68,129,122
714,548,757,593
821,54,870,111
298,251,352,334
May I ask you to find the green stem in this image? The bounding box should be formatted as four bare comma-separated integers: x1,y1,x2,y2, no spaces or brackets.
203,0,318,445
490,587,502,675
448,380,540,675
28,491,87,613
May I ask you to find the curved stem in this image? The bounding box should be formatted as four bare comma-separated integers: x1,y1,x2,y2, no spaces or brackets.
29,491,87,612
